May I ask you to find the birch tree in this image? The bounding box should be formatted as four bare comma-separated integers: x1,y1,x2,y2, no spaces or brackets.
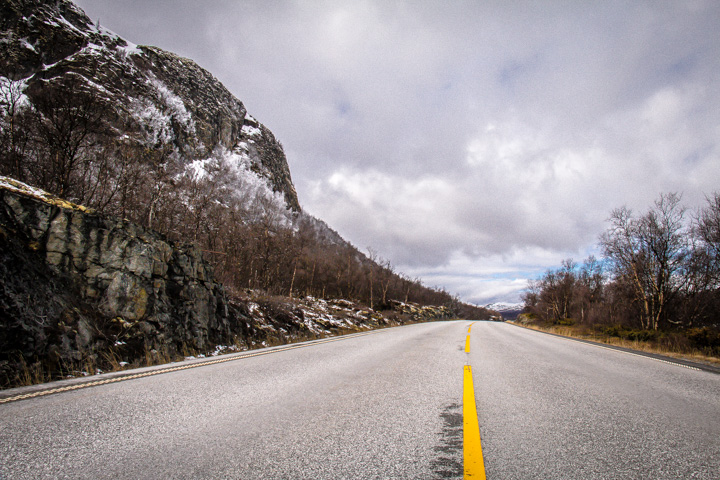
601,193,689,330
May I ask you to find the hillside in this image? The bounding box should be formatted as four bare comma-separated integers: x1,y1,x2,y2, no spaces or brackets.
0,0,299,211
0,175,466,387
0,0,494,387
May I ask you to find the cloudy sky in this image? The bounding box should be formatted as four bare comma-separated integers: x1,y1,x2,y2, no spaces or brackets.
74,0,720,305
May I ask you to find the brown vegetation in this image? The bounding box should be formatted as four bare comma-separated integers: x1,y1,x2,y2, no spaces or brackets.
522,192,720,361
0,77,491,322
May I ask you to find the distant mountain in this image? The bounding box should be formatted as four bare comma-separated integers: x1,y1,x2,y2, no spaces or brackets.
485,302,524,319
0,0,299,211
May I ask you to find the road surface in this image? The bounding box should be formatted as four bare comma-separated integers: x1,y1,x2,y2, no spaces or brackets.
1,321,718,479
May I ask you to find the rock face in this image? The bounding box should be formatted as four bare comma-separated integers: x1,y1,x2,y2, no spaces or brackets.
0,0,300,211
0,177,242,384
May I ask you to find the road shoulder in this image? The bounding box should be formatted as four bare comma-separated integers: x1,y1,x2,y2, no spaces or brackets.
505,321,720,375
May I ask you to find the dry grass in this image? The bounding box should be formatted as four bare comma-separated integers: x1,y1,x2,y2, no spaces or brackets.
15,356,49,387
512,322,720,367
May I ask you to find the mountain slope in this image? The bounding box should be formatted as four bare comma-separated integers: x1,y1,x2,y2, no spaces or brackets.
0,0,495,317
0,0,299,211
484,302,523,320
0,0,495,388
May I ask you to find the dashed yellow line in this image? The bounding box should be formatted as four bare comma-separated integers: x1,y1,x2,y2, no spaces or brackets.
465,322,474,353
0,331,379,405
463,365,486,479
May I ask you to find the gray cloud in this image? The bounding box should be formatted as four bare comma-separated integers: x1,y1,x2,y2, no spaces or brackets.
75,0,720,303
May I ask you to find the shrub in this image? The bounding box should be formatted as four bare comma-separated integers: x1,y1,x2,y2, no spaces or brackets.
687,327,720,355
601,325,659,342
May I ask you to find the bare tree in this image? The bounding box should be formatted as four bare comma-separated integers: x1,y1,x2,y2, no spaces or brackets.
694,192,720,288
601,193,689,330
574,256,605,324
524,259,578,323
377,257,395,307
26,75,110,200
0,79,31,181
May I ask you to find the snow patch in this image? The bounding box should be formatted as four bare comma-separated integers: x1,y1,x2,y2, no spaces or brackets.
19,38,36,52
148,77,195,133
241,123,262,137
211,345,239,356
82,42,105,56
116,41,142,57
54,13,88,37
248,302,262,316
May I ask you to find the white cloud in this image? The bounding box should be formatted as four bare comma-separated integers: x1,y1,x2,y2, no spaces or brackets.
74,0,720,304
398,248,583,305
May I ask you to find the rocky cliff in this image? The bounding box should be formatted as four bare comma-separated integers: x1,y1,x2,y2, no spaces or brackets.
0,176,243,382
0,0,299,211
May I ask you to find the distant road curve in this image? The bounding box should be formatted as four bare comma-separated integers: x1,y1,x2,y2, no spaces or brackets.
1,321,718,479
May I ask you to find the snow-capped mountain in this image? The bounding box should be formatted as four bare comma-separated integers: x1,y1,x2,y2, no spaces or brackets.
485,302,525,319
0,0,299,212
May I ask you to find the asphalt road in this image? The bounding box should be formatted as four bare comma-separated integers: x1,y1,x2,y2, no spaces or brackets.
1,321,719,479
469,322,720,479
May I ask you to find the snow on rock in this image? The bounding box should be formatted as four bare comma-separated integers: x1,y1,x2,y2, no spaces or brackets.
233,292,453,350
241,123,262,137
485,302,524,312
115,42,142,57
148,76,196,134
484,302,524,319
239,112,263,140
4,0,301,213
0,175,91,212
19,38,36,52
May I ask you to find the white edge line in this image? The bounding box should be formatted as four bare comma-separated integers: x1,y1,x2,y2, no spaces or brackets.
0,330,380,404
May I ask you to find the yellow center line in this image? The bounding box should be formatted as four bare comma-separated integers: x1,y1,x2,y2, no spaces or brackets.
465,322,475,352
463,365,487,479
